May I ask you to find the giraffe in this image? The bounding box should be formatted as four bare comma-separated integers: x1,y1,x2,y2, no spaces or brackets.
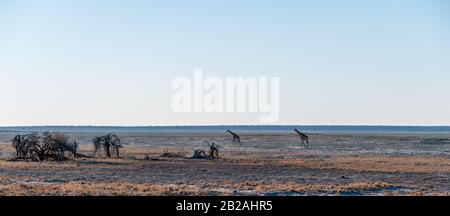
226,130,241,145
294,129,309,148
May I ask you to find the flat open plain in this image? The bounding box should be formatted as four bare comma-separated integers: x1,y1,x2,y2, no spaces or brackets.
0,132,449,196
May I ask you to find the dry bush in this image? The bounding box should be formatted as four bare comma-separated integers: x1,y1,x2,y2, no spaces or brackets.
207,142,221,159
11,132,79,161
191,142,222,159
93,134,122,158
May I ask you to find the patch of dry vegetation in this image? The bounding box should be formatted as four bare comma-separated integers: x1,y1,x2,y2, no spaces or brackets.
0,142,449,196
234,181,396,194
0,179,407,196
0,181,209,196
279,155,450,174
0,158,131,171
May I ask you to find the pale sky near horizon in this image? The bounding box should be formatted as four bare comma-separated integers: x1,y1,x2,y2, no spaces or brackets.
0,0,449,126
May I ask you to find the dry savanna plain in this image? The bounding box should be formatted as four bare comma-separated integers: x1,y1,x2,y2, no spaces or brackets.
0,131,449,196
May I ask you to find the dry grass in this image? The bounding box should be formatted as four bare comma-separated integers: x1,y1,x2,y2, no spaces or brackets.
279,155,450,174
0,179,407,196
233,181,396,194
1,142,449,196
0,157,132,170
0,181,209,196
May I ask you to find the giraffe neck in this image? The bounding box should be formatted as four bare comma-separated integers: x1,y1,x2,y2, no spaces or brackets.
295,130,305,137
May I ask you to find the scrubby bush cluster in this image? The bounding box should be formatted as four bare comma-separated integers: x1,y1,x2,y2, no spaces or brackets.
11,132,78,161
11,132,123,161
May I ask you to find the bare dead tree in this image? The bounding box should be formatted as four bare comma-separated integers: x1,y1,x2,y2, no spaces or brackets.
69,140,84,158
207,142,221,159
92,133,122,158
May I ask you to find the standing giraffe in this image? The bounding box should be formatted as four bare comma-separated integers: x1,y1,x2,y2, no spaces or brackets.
226,130,241,145
294,129,309,148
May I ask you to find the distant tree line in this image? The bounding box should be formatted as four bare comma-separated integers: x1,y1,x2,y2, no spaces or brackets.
11,132,122,161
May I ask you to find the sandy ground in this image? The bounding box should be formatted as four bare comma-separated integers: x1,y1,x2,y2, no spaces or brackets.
0,132,449,196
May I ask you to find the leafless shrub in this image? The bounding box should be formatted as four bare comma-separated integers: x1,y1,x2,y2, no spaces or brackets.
191,142,222,159
207,142,221,159
11,132,79,161
92,133,122,158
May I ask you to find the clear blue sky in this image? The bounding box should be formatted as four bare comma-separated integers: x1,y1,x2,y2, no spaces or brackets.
0,0,449,126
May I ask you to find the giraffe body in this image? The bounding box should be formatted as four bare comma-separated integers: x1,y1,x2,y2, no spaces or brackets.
226,130,241,145
294,129,310,148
